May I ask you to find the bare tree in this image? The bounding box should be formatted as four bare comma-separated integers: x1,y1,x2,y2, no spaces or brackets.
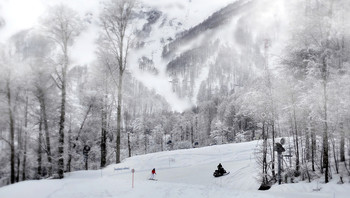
100,0,135,163
22,92,29,180
0,48,16,184
43,4,84,178
37,86,52,176
6,78,16,184
37,115,43,179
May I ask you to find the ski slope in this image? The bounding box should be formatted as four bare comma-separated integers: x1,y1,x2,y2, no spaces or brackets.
0,140,348,198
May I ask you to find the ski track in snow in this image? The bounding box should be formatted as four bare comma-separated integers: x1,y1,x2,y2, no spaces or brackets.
0,140,349,198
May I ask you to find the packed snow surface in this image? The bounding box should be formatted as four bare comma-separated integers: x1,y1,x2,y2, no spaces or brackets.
0,140,349,198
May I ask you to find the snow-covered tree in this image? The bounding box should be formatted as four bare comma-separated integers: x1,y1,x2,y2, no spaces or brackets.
42,4,84,179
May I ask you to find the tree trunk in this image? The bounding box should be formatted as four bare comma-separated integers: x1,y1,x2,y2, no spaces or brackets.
66,126,72,173
262,122,268,184
331,135,339,174
58,51,68,179
320,150,324,174
348,138,350,171
38,91,52,176
252,122,256,140
305,125,310,161
144,129,148,154
16,125,21,183
271,122,276,180
311,121,316,171
22,131,27,180
322,97,329,182
292,101,300,173
22,94,28,180
340,122,345,162
127,132,131,157
191,124,194,145
37,116,43,179
161,133,164,151
101,99,107,167
116,68,123,163
322,59,329,183
7,80,15,184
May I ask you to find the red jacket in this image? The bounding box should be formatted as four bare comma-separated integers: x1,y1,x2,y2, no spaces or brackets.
152,169,156,174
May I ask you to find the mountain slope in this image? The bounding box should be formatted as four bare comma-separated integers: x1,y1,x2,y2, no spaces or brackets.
162,0,253,59
130,0,290,107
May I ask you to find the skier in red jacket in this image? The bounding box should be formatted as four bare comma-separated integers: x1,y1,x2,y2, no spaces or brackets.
150,168,156,180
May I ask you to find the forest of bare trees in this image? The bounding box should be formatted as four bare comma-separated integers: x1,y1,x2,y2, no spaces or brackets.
0,0,349,188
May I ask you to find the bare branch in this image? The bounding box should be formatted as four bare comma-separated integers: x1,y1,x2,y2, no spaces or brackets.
51,74,62,89
0,136,11,146
76,103,93,141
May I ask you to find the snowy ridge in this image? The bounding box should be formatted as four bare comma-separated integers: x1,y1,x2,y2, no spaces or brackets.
162,0,250,58
0,140,348,198
145,0,292,109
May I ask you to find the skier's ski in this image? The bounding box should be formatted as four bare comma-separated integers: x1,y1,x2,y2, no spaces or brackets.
148,178,158,181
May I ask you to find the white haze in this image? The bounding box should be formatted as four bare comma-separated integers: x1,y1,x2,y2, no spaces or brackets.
0,0,44,41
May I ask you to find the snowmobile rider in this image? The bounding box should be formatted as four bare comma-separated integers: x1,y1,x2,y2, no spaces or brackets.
217,163,226,174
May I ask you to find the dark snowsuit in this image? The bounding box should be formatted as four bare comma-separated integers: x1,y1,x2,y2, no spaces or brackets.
217,163,226,174
213,163,227,177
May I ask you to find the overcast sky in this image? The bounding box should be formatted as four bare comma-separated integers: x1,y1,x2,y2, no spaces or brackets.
0,0,102,43
0,0,43,42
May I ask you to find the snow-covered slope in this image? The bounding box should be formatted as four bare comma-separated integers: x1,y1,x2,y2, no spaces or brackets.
0,140,348,198
129,0,291,109
128,0,247,111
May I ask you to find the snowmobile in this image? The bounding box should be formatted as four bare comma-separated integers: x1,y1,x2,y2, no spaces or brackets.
213,165,230,177
213,169,230,177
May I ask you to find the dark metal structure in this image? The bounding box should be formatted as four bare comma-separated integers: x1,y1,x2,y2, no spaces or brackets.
275,140,286,185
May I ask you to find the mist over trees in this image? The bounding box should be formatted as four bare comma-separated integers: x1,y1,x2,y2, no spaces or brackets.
0,0,349,188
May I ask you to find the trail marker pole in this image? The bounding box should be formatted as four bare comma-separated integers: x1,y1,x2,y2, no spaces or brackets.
131,169,135,188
